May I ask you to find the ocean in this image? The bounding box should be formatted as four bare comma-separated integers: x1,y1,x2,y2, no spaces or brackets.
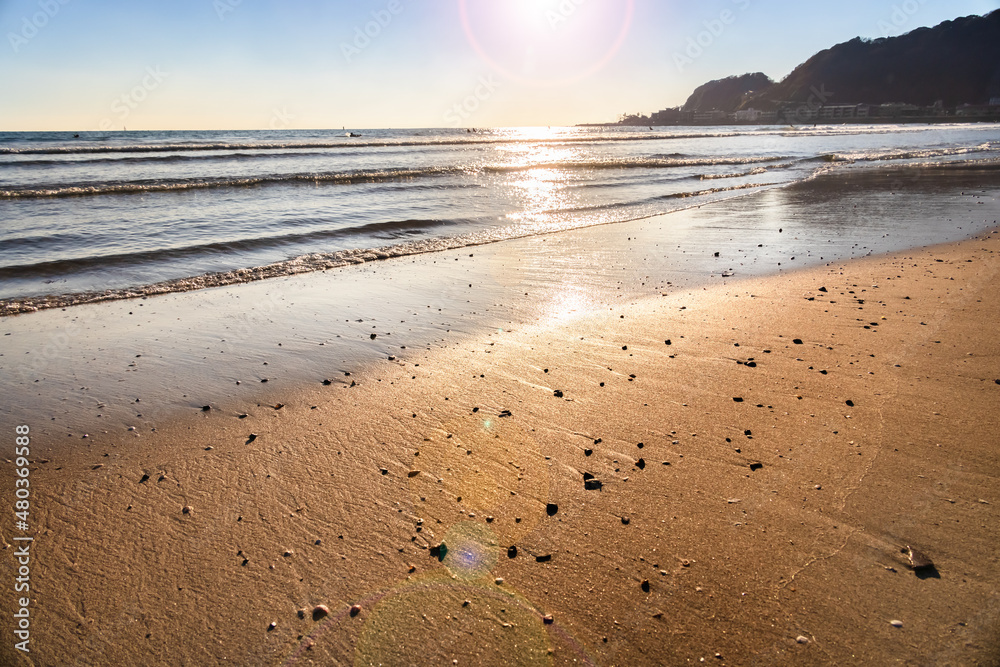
1,124,998,314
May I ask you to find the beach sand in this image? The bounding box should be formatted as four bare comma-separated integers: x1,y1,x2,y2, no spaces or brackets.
5,226,999,665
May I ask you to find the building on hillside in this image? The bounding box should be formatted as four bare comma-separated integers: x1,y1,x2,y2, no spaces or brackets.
693,110,728,124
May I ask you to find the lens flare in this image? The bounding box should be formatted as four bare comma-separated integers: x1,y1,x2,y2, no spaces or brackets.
459,0,635,87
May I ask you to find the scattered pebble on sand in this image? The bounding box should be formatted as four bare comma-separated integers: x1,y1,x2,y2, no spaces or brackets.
905,546,934,570
796,636,810,644
312,605,330,621
350,604,362,617
890,620,903,628
546,503,558,516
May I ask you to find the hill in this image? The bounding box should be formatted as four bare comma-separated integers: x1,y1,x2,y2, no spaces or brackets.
682,73,775,113
747,10,1000,110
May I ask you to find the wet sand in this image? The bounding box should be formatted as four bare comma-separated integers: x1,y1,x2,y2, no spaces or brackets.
3,164,998,438
5,227,1000,665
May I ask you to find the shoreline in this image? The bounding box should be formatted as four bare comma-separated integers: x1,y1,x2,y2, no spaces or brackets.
3,163,999,443
5,226,1000,665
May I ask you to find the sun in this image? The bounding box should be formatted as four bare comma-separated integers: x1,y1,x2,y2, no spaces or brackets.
458,0,634,87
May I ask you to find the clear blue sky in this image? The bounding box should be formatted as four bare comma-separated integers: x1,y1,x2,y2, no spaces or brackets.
0,0,996,130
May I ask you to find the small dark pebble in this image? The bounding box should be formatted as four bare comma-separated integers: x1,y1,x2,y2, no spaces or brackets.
641,580,650,593
636,458,646,470
535,554,552,563
665,340,672,346
584,449,593,456
733,397,744,403
323,380,332,386
246,434,258,445
508,546,518,559
349,604,362,617
139,474,149,484
201,405,211,412
553,390,564,398
260,378,268,383
546,503,558,516
749,463,763,472
793,339,803,345
622,346,628,351
312,605,330,621
585,479,603,491
472,407,479,413
543,614,554,625
819,287,828,292
622,517,630,525
846,400,855,407
370,333,377,340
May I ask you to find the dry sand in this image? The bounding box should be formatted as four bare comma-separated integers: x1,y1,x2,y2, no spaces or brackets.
5,231,1000,666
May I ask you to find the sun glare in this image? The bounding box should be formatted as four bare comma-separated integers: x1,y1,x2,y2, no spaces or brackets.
459,0,635,86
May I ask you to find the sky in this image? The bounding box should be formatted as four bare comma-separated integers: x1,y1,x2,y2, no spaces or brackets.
0,0,997,130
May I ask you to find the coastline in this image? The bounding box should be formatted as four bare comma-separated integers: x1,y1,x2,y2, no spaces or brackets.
5,226,1000,665
3,162,999,441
